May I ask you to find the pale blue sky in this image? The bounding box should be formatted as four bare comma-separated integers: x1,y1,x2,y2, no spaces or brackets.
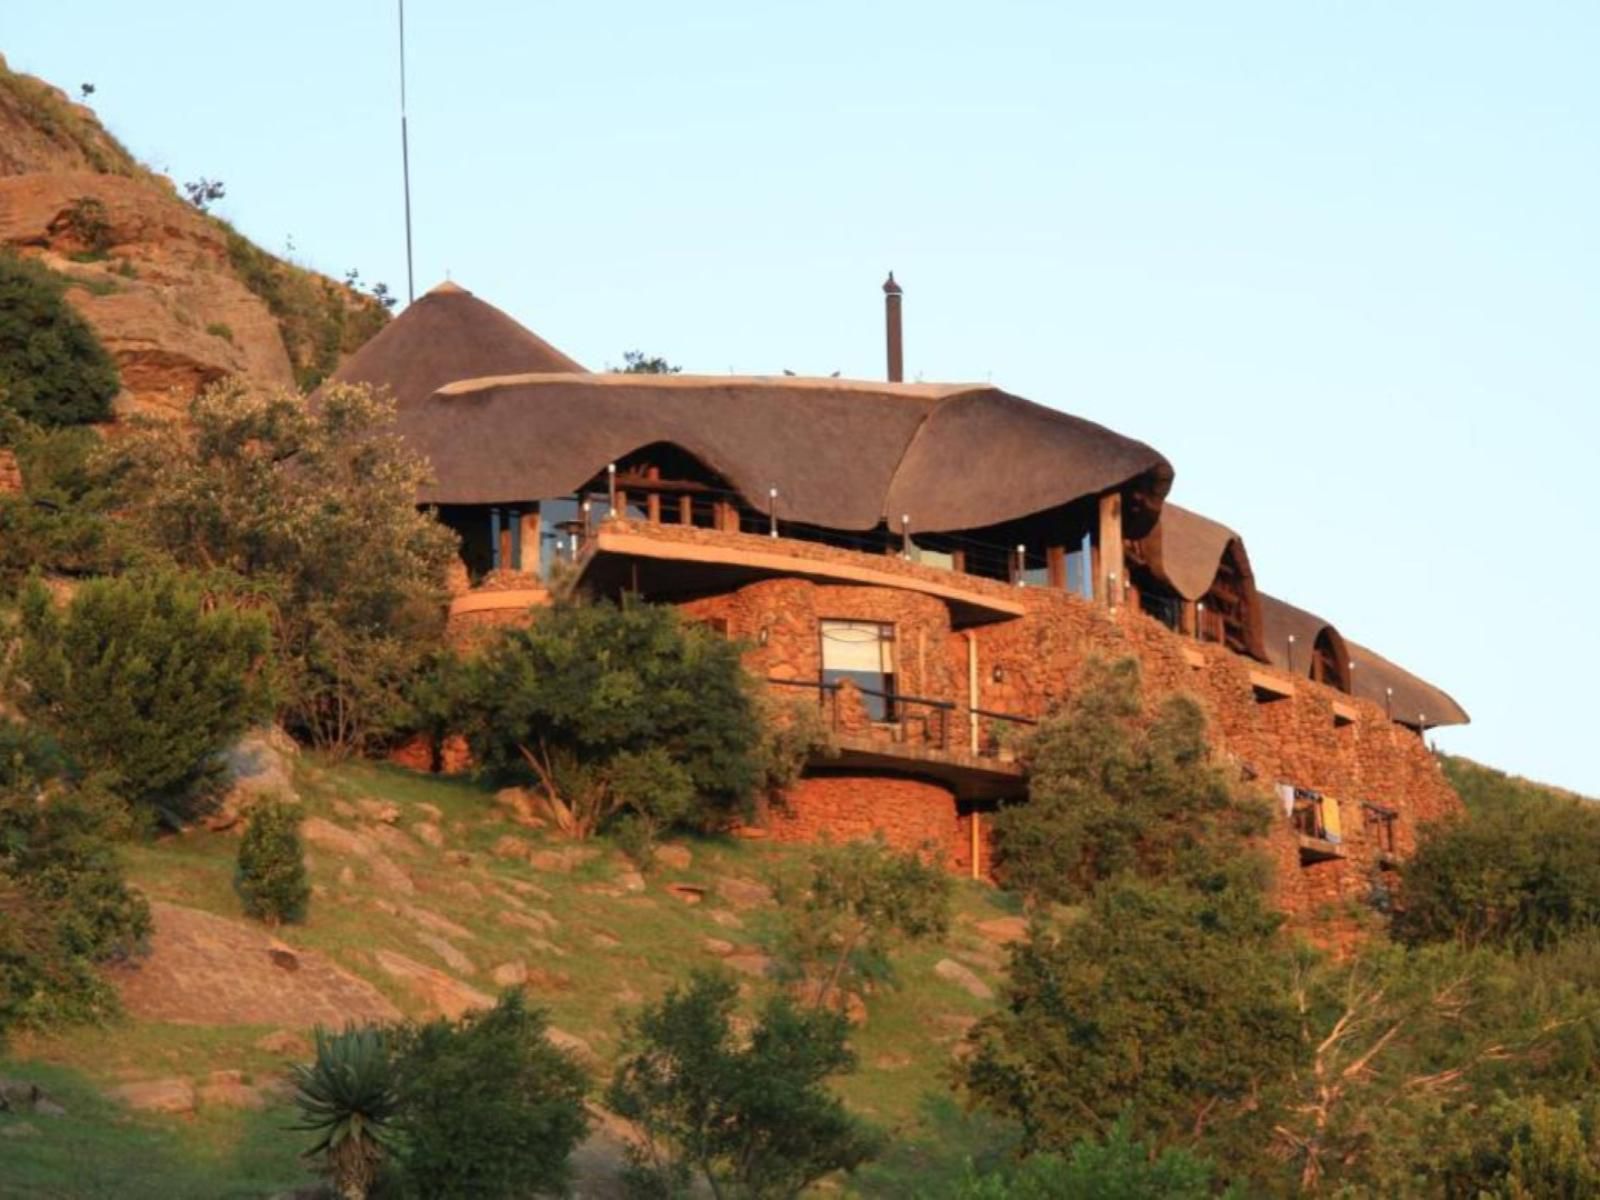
7,2,1598,792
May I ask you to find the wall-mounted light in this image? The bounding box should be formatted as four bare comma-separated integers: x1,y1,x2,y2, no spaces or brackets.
768,487,779,538
992,664,1005,684
758,626,770,646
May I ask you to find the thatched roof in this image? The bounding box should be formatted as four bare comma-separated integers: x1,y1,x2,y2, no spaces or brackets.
328,281,585,410
1348,640,1471,731
1258,593,1468,728
401,372,1173,534
1134,503,1252,601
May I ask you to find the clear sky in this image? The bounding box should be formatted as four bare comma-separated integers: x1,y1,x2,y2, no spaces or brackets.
7,2,1598,793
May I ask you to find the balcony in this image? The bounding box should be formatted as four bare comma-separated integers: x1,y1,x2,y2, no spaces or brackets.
768,677,1032,803
575,520,1027,628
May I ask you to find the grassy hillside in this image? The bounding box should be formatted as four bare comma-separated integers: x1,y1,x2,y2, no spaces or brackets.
1440,753,1594,812
0,757,1020,1198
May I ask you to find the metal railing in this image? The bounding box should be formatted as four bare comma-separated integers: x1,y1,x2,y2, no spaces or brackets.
766,677,1036,760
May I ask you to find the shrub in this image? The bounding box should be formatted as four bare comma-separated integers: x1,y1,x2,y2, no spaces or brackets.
960,873,1299,1158
389,989,589,1199
1397,793,1600,950
106,380,454,753
235,798,309,925
608,970,882,1197
12,571,272,823
951,1120,1223,1199
772,836,952,1012
0,251,120,426
991,657,1268,907
290,1025,400,1200
0,722,150,1041
0,421,130,589
460,598,762,840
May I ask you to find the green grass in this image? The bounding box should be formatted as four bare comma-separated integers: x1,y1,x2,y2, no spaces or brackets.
1440,753,1595,811
2,756,1024,1196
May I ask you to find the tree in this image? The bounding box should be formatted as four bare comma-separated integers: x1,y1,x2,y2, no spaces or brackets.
960,872,1301,1161
772,836,951,1013
235,798,310,925
614,350,681,374
389,989,589,1199
991,657,1269,907
183,177,226,211
12,571,272,824
107,380,458,753
1397,794,1600,951
460,598,762,840
0,721,150,1041
0,421,131,590
290,1025,401,1200
0,251,120,426
608,970,883,1198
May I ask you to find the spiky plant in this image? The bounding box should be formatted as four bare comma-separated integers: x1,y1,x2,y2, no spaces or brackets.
290,1025,400,1200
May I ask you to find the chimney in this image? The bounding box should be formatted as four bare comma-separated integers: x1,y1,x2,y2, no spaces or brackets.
883,271,904,383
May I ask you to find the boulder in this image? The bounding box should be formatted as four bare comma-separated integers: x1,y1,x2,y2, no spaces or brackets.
207,727,299,831
528,846,599,873
300,817,373,859
716,877,774,909
495,787,547,829
108,1078,196,1115
374,950,493,1020
413,821,445,849
415,932,476,976
197,1074,266,1111
491,961,529,987
497,909,558,935
654,843,693,871
402,905,476,941
702,937,736,957
934,958,994,1000
356,798,400,825
492,834,534,862
974,916,1030,946
255,1029,311,1059
666,883,706,905
724,951,774,979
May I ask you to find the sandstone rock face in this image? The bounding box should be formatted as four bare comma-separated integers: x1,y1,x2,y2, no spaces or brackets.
374,949,493,1020
0,57,387,415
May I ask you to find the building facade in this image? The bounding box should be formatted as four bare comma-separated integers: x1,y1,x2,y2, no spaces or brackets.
335,279,1468,925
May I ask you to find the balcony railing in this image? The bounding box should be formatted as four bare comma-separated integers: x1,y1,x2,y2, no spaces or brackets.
767,677,1036,761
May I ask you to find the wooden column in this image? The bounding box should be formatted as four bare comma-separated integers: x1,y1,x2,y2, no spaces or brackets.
1097,492,1124,606
1046,545,1065,589
519,508,539,573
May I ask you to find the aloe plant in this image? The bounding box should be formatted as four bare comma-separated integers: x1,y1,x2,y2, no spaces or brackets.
290,1025,400,1200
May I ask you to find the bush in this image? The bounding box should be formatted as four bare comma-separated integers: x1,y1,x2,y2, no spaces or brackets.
608,970,882,1198
389,989,588,1199
12,571,272,823
235,798,309,925
0,722,150,1041
991,657,1268,907
772,836,951,1013
1397,793,1600,950
960,873,1299,1158
0,251,120,426
106,380,455,753
0,422,130,589
460,598,762,840
951,1120,1223,1200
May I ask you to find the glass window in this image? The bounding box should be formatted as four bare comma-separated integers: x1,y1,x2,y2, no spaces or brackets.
1064,530,1093,599
820,620,896,721
538,496,582,581
909,540,955,571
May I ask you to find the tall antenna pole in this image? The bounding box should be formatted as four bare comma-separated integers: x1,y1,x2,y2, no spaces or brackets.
398,0,415,304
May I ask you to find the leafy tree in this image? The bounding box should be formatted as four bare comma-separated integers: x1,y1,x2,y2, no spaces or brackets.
460,598,761,839
614,350,681,374
772,836,951,1012
950,1120,1223,1200
291,1025,401,1200
12,571,272,823
1397,794,1600,951
1434,1094,1600,1199
0,421,131,589
0,251,120,426
960,872,1300,1160
0,721,150,1040
235,798,310,925
106,379,457,753
389,989,589,1199
992,657,1268,907
182,177,225,211
608,970,883,1198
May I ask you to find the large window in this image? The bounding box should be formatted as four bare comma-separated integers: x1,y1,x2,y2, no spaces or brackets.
820,620,896,721
1064,530,1094,599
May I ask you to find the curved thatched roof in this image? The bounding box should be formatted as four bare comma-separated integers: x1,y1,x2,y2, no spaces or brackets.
1348,641,1471,730
328,281,585,410
402,373,1172,534
1259,593,1352,689
1135,503,1251,601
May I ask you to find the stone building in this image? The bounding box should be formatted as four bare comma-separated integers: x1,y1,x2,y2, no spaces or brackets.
334,278,1468,922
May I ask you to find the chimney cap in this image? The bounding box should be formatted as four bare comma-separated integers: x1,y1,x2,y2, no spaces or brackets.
883,271,902,296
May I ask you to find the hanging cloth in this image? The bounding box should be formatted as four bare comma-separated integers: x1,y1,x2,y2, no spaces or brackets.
1322,795,1343,843
1276,783,1295,817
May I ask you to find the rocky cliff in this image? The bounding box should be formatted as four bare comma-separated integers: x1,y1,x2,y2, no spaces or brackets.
0,55,387,419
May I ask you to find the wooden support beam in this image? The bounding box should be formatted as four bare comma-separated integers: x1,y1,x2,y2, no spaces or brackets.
1097,492,1124,606
518,508,539,573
